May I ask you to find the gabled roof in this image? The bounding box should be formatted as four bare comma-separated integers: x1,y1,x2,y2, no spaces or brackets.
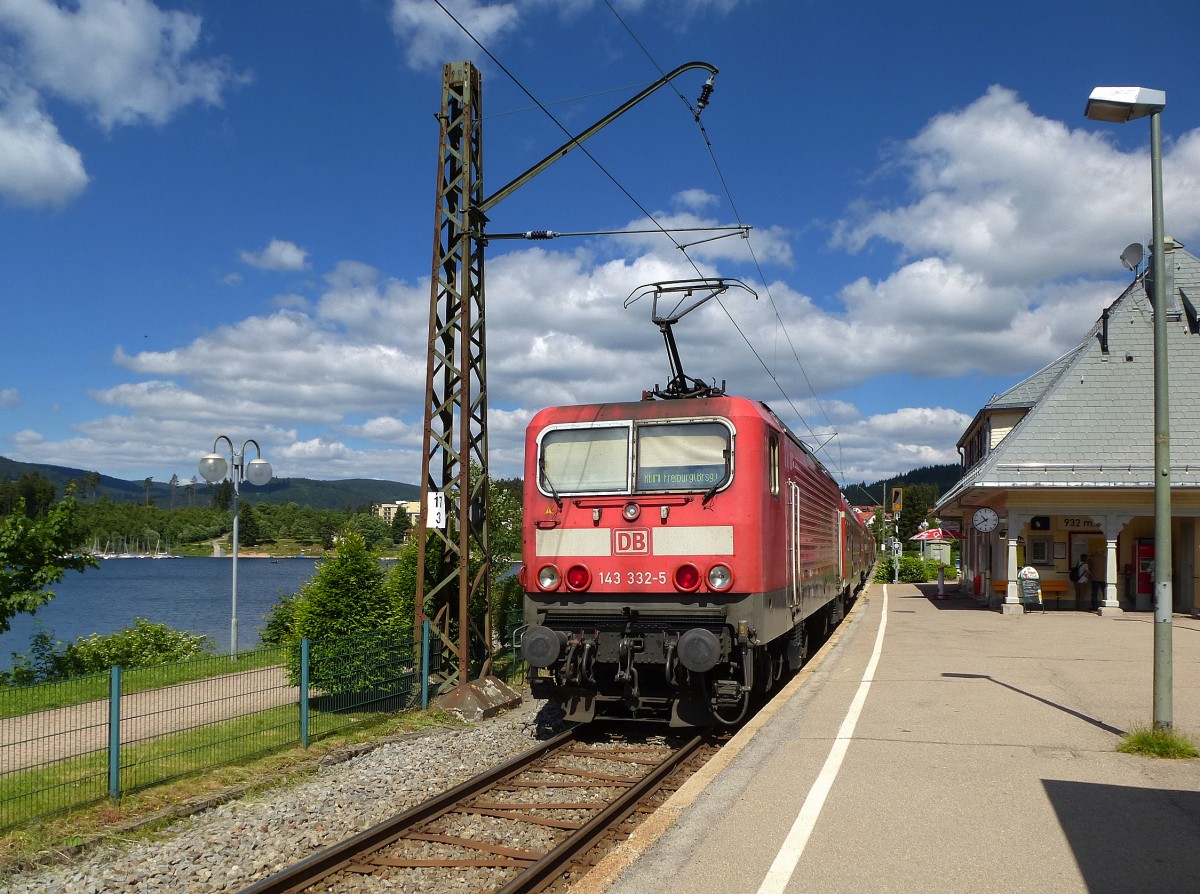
955,345,1084,451
941,245,1200,508
989,345,1085,409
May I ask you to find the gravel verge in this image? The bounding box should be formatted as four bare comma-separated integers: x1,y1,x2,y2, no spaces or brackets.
0,698,566,894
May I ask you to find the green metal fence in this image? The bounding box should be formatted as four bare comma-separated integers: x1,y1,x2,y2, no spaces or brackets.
496,609,528,687
0,628,430,831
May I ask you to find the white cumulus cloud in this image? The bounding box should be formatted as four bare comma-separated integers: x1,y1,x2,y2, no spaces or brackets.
239,239,311,272
0,0,245,207
388,0,750,70
0,81,87,206
16,83,1200,485
0,0,245,129
832,85,1200,283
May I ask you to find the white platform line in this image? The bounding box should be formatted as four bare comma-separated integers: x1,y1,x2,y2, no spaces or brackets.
755,585,890,894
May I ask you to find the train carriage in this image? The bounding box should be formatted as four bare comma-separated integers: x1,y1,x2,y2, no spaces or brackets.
521,394,872,727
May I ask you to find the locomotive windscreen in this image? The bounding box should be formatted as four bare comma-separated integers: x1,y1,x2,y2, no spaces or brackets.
636,422,729,492
540,424,629,493
538,418,732,496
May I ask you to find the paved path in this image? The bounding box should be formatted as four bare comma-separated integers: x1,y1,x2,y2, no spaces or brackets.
1,665,297,772
584,582,1200,894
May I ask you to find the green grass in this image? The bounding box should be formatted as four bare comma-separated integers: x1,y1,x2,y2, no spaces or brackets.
0,706,462,870
1,695,421,831
0,641,519,841
1117,724,1200,759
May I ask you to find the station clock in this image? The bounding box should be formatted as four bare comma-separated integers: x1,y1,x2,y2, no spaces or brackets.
972,507,1000,533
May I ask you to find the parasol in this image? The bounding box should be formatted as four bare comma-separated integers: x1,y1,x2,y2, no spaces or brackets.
908,527,963,541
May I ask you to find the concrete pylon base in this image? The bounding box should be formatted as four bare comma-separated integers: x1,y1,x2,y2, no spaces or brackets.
1097,605,1125,617
435,675,522,722
1000,603,1025,616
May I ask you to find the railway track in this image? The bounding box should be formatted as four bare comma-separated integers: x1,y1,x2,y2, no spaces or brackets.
239,726,721,894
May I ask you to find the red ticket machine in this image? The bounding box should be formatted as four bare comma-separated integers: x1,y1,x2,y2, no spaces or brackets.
1135,538,1155,609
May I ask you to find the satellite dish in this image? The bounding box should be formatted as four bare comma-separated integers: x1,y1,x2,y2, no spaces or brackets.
1120,242,1144,272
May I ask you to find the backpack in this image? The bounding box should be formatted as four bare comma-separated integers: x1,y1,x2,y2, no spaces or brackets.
1070,564,1081,582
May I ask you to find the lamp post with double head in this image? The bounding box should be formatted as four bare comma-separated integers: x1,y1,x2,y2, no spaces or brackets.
199,436,272,660
1085,86,1171,728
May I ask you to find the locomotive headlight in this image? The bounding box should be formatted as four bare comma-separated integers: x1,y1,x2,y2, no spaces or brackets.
673,562,701,592
536,564,561,591
707,563,734,591
622,502,641,521
564,563,592,591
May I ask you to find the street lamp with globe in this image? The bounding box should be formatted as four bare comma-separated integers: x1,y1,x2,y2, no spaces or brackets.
199,436,272,659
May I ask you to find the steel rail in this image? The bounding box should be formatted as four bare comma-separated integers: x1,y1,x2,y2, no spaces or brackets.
493,733,706,894
237,728,576,894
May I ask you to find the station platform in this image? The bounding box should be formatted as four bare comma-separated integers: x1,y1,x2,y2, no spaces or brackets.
576,581,1200,894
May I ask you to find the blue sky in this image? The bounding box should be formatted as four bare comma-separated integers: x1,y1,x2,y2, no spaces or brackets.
2,0,1199,491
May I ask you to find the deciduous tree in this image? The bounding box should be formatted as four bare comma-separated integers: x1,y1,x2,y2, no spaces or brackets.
0,496,97,635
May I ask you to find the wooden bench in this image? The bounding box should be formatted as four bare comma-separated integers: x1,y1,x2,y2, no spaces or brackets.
1038,579,1072,610
993,578,1071,611
998,578,1075,607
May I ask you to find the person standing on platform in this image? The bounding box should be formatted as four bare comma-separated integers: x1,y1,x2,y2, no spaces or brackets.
1088,554,1104,610
1073,554,1091,610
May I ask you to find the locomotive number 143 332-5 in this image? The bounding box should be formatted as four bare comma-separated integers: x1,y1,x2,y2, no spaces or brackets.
597,570,669,586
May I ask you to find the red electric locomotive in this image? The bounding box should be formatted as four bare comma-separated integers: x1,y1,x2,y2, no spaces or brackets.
519,280,872,726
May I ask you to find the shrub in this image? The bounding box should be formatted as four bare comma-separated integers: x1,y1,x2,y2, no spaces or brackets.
1,628,62,687
1,619,210,684
873,555,943,584
260,591,301,646
286,532,408,693
56,619,210,676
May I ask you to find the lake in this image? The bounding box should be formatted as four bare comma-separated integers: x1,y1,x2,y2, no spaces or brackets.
1,556,321,667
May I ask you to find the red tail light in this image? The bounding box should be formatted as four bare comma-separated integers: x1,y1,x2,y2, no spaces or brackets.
673,562,701,592
565,564,592,591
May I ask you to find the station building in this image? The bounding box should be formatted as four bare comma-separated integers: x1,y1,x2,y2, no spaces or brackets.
936,240,1200,615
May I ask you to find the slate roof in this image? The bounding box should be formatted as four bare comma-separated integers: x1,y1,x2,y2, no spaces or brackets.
940,244,1200,508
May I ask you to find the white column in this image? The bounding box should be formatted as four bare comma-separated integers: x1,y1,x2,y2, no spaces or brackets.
1101,538,1120,610
1002,513,1026,615
1101,514,1134,616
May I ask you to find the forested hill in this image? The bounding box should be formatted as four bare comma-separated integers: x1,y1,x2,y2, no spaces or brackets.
846,463,963,504
4,452,961,513
0,455,419,511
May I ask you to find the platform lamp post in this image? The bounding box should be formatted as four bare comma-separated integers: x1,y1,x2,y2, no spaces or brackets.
199,437,272,660
1085,86,1171,728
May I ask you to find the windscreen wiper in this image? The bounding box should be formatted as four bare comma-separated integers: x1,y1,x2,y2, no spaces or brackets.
702,448,732,507
540,453,563,510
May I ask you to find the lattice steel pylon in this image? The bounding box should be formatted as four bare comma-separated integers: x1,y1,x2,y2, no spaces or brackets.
415,61,491,690
413,59,720,698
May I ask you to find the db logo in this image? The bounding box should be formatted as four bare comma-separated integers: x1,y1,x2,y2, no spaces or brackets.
614,529,649,555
